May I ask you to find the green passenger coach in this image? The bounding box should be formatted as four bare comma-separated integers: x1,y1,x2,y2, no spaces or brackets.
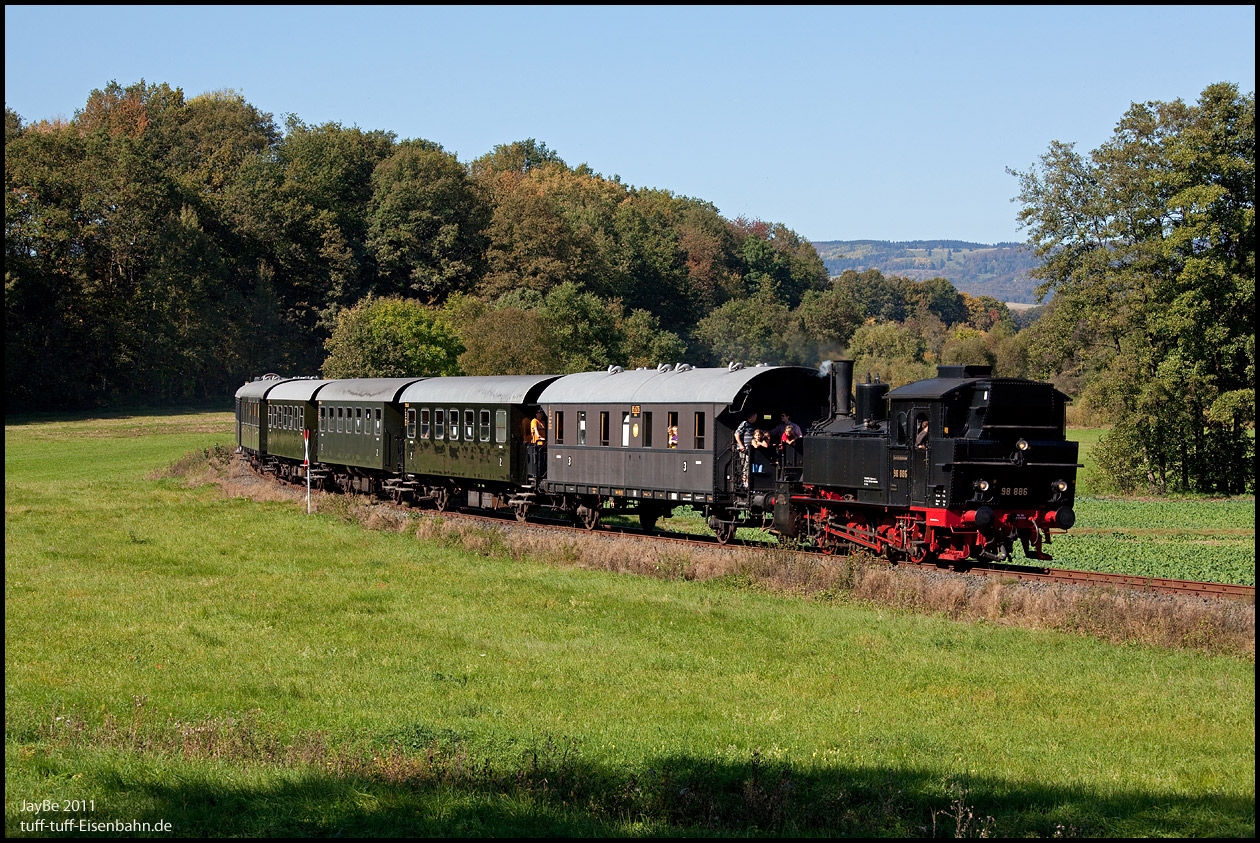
398,375,559,510
317,378,426,489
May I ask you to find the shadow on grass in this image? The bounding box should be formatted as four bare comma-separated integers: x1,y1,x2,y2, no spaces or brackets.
4,400,232,426
9,744,1252,837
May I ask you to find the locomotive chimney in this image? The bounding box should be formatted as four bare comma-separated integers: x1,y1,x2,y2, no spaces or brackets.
829,359,853,417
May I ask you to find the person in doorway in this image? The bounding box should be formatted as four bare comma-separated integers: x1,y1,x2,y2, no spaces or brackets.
530,409,548,478
771,412,802,446
733,411,758,487
915,418,930,449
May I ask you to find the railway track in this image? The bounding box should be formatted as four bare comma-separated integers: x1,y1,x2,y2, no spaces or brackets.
252,463,1256,603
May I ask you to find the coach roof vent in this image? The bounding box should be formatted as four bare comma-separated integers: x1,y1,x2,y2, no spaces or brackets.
607,365,623,374
728,361,744,371
658,363,672,373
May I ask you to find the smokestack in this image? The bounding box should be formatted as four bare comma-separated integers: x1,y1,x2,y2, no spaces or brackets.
830,359,853,417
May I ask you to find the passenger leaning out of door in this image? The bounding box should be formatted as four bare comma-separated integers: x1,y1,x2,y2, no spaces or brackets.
734,411,758,487
530,409,548,477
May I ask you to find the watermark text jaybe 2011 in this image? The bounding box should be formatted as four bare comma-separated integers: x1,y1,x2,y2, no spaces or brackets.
17,799,171,834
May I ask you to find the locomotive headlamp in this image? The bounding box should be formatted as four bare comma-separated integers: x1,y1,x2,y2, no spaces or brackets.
1016,438,1030,451
1052,479,1069,492
973,479,991,492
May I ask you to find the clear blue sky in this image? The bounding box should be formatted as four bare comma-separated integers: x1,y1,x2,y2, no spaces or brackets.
5,5,1254,244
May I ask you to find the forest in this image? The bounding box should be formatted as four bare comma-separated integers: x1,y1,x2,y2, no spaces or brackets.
4,81,1253,494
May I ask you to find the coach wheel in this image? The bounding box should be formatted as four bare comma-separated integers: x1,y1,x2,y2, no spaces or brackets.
514,503,529,523
578,505,601,531
639,508,659,532
432,487,449,512
714,520,737,545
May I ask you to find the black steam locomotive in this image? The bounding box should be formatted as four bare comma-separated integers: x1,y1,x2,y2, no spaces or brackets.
235,361,1079,564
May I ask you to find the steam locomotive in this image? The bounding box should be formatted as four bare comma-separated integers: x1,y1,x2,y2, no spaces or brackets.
235,361,1079,564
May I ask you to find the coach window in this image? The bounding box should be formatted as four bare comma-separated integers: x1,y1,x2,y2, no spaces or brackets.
449,408,460,441
578,411,587,445
352,407,361,435
479,410,490,442
666,411,679,448
600,412,610,446
406,409,416,439
435,409,445,439
464,410,475,441
496,409,507,443
694,412,706,450
622,412,631,446
420,408,431,439
319,407,325,432
554,411,564,444
643,411,653,447
375,408,382,436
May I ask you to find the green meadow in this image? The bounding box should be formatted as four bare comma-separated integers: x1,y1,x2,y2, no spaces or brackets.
5,413,1255,836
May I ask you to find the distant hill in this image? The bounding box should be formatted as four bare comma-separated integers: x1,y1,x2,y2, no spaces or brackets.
812,240,1043,304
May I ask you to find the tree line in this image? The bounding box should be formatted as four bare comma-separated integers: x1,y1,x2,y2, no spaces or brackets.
5,80,1253,494
4,80,1012,405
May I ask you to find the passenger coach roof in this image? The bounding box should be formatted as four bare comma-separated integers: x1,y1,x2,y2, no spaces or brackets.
235,378,297,399
539,366,816,406
399,375,560,405
266,379,334,401
317,378,427,402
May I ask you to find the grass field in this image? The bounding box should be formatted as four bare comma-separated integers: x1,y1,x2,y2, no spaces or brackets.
4,413,1255,836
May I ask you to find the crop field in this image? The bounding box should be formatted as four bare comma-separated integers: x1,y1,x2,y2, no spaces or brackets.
4,412,1255,837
